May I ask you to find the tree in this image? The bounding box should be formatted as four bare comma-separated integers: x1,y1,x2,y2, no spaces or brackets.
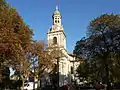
76,60,89,82
0,0,33,88
25,41,54,89
74,14,120,90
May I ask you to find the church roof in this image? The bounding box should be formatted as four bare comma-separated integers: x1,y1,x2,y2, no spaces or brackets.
53,10,61,15
68,53,83,61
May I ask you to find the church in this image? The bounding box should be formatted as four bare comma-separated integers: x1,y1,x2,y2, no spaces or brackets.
46,6,81,87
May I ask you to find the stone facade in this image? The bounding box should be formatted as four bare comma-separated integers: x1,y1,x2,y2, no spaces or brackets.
46,6,81,87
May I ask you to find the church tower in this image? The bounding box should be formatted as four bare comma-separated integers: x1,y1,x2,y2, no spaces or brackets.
46,6,75,87
47,6,66,49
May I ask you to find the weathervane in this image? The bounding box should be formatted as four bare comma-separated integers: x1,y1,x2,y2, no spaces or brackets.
56,0,59,10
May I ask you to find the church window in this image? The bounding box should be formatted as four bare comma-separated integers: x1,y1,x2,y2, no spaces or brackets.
53,37,57,44
71,66,73,74
58,20,59,23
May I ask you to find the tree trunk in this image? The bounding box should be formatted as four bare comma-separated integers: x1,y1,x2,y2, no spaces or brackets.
104,53,112,90
21,76,25,90
105,64,109,90
57,58,59,90
21,80,24,90
33,58,36,90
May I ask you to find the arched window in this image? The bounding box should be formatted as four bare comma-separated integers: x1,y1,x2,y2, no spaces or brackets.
71,66,73,74
55,20,57,23
53,37,57,45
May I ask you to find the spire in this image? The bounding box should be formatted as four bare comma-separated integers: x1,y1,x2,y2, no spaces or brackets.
53,4,61,26
56,5,58,11
53,5,60,16
56,0,59,10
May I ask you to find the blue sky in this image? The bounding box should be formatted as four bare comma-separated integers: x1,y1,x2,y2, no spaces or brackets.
7,0,120,53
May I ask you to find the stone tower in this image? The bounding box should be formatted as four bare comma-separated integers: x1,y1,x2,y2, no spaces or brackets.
47,6,66,49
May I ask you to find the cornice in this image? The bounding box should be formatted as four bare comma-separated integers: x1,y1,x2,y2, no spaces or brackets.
47,30,66,38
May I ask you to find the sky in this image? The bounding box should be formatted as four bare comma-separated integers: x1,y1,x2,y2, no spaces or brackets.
7,0,120,53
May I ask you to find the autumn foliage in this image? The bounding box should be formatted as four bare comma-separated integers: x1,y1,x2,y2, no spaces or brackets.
0,1,56,87
0,0,33,82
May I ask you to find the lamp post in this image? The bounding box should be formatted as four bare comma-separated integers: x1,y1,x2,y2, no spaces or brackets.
55,57,60,90
61,62,64,86
73,56,76,83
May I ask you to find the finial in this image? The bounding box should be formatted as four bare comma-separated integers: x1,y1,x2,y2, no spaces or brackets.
56,5,58,10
